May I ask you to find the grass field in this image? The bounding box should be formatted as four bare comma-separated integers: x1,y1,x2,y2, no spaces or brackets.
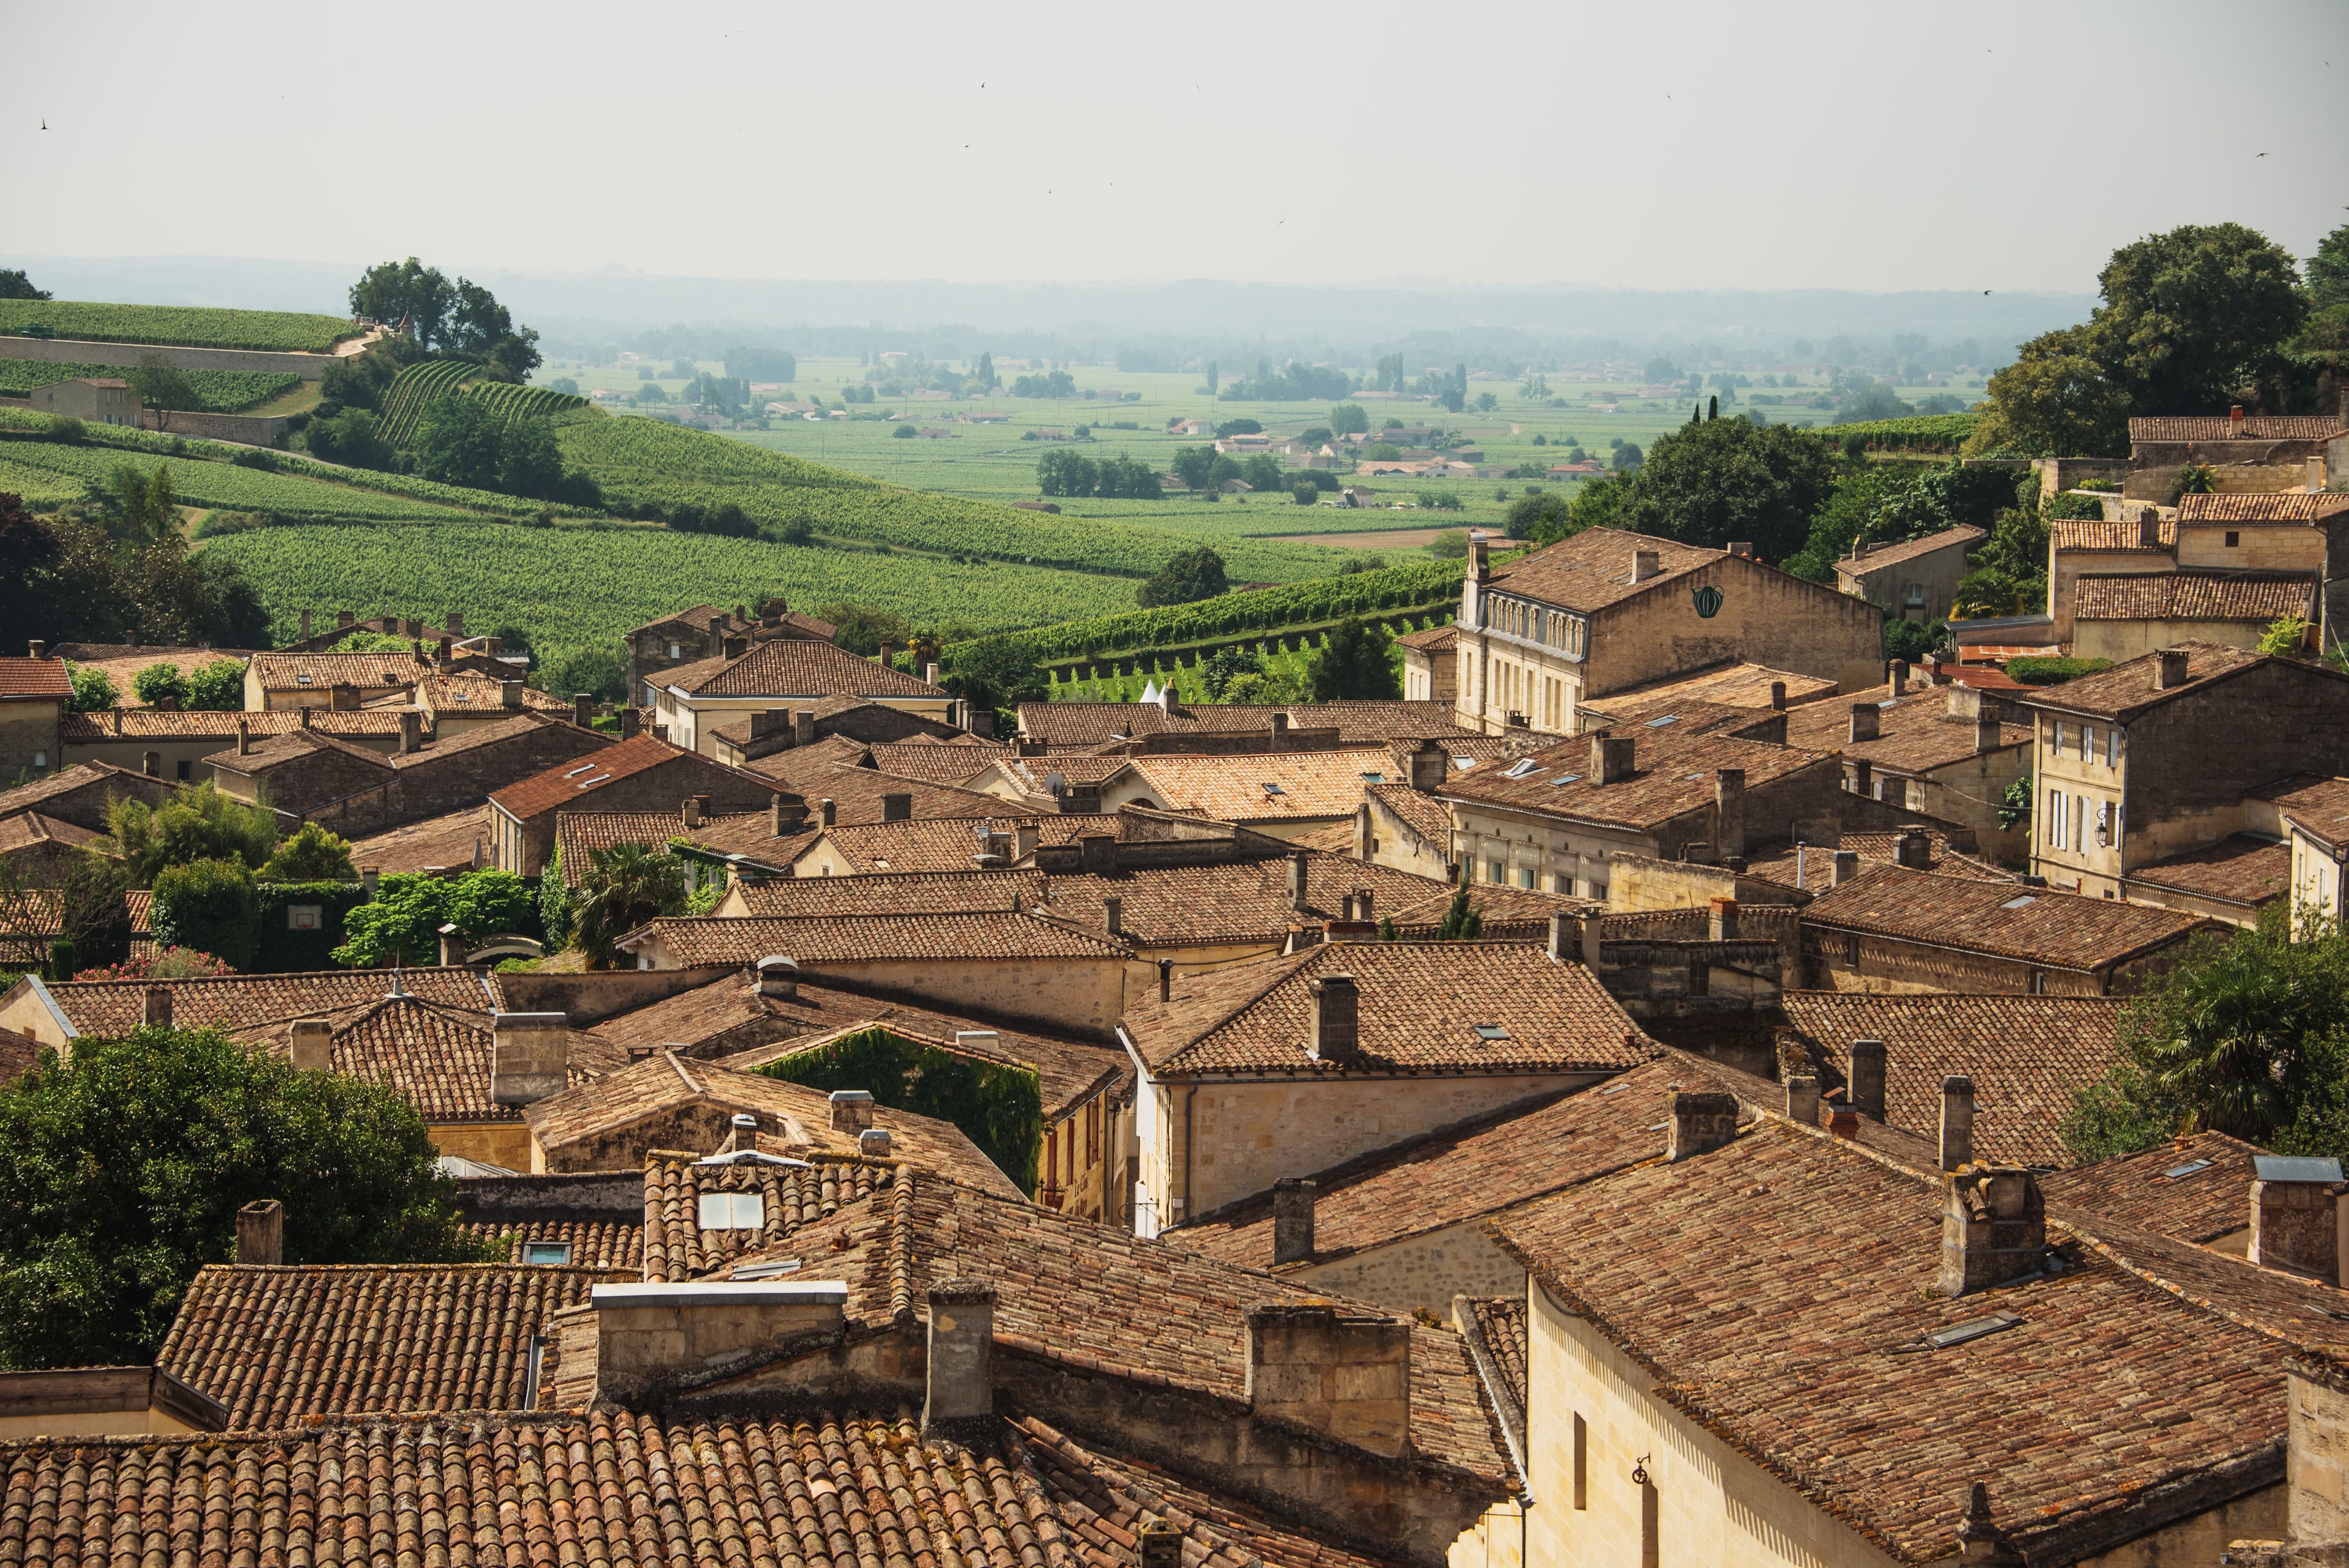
0,301,360,354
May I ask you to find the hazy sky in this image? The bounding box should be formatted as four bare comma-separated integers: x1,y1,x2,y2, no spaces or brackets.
9,0,2347,295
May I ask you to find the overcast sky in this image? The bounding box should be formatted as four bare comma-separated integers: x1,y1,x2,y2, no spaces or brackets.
9,0,2346,295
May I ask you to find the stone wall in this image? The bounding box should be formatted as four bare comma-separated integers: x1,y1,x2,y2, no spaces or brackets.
141,409,292,447
1586,553,1887,705
292,720,611,842
0,703,64,784
798,956,1127,1039
510,754,778,874
497,966,738,1026
0,334,348,379
1293,1220,1527,1318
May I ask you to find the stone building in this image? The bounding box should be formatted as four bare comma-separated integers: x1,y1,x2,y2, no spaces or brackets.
1450,529,1885,737
2071,569,2318,661
2126,405,2349,496
0,653,70,782
1833,524,1983,624
1777,670,2033,861
62,707,409,781
31,376,139,426
2277,775,2349,938
623,600,837,703
648,638,960,755
242,651,440,712
1096,749,1400,842
484,734,787,875
1396,622,1458,702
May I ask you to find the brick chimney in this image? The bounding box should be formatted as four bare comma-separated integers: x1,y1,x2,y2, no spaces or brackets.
489,1013,570,1106
1708,896,1738,940
828,1089,875,1133
755,956,798,999
1409,738,1448,792
501,679,524,710
1848,1038,1887,1119
2248,1164,2346,1281
1667,1088,1739,1161
1590,732,1635,785
1244,1302,1410,1456
290,1017,331,1072
1715,768,1745,858
236,1200,283,1266
1939,1167,2046,1297
1785,1074,1820,1125
882,792,912,823
1287,850,1310,910
1849,701,1880,743
2154,648,2189,689
1896,827,1932,869
144,986,172,1028
1631,548,1661,582
2229,404,2245,437
1307,973,1359,1061
1272,1177,1316,1265
922,1279,996,1433
793,709,817,747
1940,1075,1976,1171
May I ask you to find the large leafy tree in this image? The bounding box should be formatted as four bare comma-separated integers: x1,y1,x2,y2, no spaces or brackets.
2310,213,2349,310
349,258,540,377
1559,415,1837,562
0,1027,490,1367
333,870,538,967
2089,222,2307,412
414,395,504,490
1965,329,2135,458
566,845,687,967
1307,617,1401,701
103,783,278,885
1136,546,1229,609
0,269,51,301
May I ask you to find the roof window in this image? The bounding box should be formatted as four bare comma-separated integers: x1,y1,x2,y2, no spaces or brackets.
1549,773,1583,786
1262,782,1286,795
296,674,313,686
2162,1158,2213,1180
563,763,598,778
522,1241,574,1266
697,1191,765,1230
1923,1312,2022,1350
1600,1082,1633,1096
1474,1024,1511,1041
1504,759,1539,779
1645,714,1679,727
731,1258,802,1280
1998,894,2037,910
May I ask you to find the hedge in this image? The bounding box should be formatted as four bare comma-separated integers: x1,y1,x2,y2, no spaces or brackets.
253,881,369,972
754,1025,1042,1194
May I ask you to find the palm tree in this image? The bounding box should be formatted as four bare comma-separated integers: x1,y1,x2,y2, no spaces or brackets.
567,844,686,968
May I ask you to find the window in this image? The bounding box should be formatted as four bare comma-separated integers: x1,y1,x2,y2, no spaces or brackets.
287,905,322,931
1516,866,1535,889
1572,1413,1589,1510
176,760,192,782
523,1241,574,1266
2109,729,2123,768
667,642,683,659
2083,726,2098,764
1489,858,1505,883
1553,872,1572,894
1474,1024,1511,1041
2225,530,2240,548
697,1191,763,1230
2046,789,2066,848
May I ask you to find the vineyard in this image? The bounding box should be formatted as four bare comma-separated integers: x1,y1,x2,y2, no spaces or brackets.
0,361,299,412
0,456,86,510
376,360,481,446
0,302,360,354
557,414,1348,584
0,444,495,524
941,557,1467,679
1827,412,1979,453
203,520,1146,671
462,380,589,425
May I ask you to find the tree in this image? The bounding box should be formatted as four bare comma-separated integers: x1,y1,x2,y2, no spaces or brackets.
1199,645,1266,700
2088,222,2306,412
566,845,687,967
106,463,179,546
547,647,629,705
1433,881,1483,940
149,857,259,970
1214,418,1262,437
103,783,276,884
1239,453,1285,492
1329,403,1370,436
2311,214,2349,310
724,347,796,383
351,259,538,376
1474,391,1499,412
127,354,201,414
891,422,918,439
0,269,51,301
0,1025,489,1367
1037,449,1099,497
2259,615,2314,658
1170,445,1220,492
1571,417,1837,561
1307,617,1401,701
333,869,538,967
497,417,566,499
1505,491,1572,543
812,603,913,658
132,661,190,708
1612,442,1643,470
1964,329,2132,457
259,823,357,883
1136,546,1228,609
63,663,116,713
414,395,503,489
305,406,395,469
1833,384,1912,423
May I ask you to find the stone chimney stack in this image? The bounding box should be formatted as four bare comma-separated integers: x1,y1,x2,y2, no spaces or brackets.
2229,404,2245,437
818,798,837,829
144,987,173,1029
2247,1159,2347,1281
1940,1075,1976,1171
1667,1088,1740,1161
438,923,465,966
1831,849,1860,887
681,796,705,830
1888,660,1909,697
1848,1039,1887,1120
1976,713,2004,754
1849,702,1881,743
922,1279,997,1433
337,611,355,630
882,792,912,823
1138,1526,1183,1568
793,709,817,747
1769,680,1787,712
1079,833,1116,874
1590,732,1635,785
501,679,524,710
1708,896,1738,941
1288,850,1310,911
724,1113,758,1156
290,1017,331,1072
1014,822,1041,860
299,609,312,642
1307,973,1359,1061
1244,1302,1411,1456
572,693,593,728
1939,1167,2047,1297
1354,802,1373,861
620,708,640,739
829,1089,875,1134
235,718,251,756
1896,827,1933,869
1468,537,1489,582
2154,648,2189,689
1272,1177,1317,1265
2139,507,2162,549
1785,1074,1820,1126
236,1200,283,1266
399,711,421,755
1714,768,1745,858
446,611,464,637
877,641,896,669
1409,738,1447,792
755,955,798,999
489,1013,570,1106
859,1127,892,1157
1102,895,1123,937
1631,548,1661,582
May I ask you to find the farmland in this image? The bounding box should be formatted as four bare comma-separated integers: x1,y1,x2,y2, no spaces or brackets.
0,360,299,412
0,300,360,354
376,360,479,445
0,456,86,510
0,442,497,524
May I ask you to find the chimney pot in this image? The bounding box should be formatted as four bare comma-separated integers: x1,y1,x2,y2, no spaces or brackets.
143,986,173,1029
922,1279,998,1433
1272,1178,1317,1265
489,1013,570,1106
1668,1088,1740,1161
235,1200,283,1266
290,1017,331,1072
1307,973,1359,1061
755,956,799,1000
1785,1074,1820,1126
1157,958,1173,1002
235,718,251,757
829,1088,875,1133
1940,1074,1976,1172
1831,848,1860,887
1939,1167,2047,1297
1849,701,1880,743
881,792,912,823
1848,1039,1887,1120
2154,648,2189,689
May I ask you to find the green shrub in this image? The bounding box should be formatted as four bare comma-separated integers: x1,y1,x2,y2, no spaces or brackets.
2076,477,2121,492
150,857,260,970
2006,655,2114,686
259,823,356,882
756,1025,1042,1192
2047,491,2106,521
251,880,367,972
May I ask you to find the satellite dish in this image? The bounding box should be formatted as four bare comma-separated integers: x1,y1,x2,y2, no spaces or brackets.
1044,771,1067,794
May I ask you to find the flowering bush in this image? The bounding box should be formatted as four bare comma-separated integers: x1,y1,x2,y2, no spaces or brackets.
73,946,234,983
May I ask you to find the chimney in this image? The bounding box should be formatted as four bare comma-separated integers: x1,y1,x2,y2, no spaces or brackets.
1590,732,1635,785
793,709,816,747
1785,1074,1820,1126
1409,738,1447,792
290,1017,331,1072
818,798,837,829
1354,802,1373,861
144,986,172,1028
921,1279,996,1433
1888,660,1909,697
882,792,912,823
489,1013,570,1106
1272,1178,1316,1265
399,711,420,755
770,793,795,836
1828,1101,1860,1139
1940,1075,1976,1172
952,1030,1001,1055
1307,973,1359,1061
27,639,45,661
1102,895,1123,937
1849,702,1880,743
1831,848,1860,887
436,636,453,665
235,718,251,756
2139,508,2161,549
1139,1526,1183,1568
681,797,705,830
1708,896,1739,941
724,1112,758,1155
1468,537,1489,582
2248,1160,2347,1280
590,1280,848,1406
360,866,379,900
1668,1088,1740,1161
485,637,502,657
1727,540,1754,559
1939,1167,2047,1297
1896,827,1933,869
859,1127,893,1157
446,611,464,637
1288,850,1310,911
1079,832,1116,874
755,956,799,999
1244,1302,1411,1457
924,661,940,685
299,609,312,642
2229,404,2245,437
235,1200,283,1266
501,679,524,710
1354,890,1373,923
438,923,465,966
1271,711,1291,746
1954,1482,2021,1567
877,641,896,667
829,1088,875,1133
1015,822,1040,860
1714,768,1745,858
336,611,355,630
1976,713,2004,754
1631,548,1661,582
572,692,593,728
2154,648,2189,689
1546,910,1572,964
1769,680,1786,712
1157,959,1173,1002
1848,1039,1887,1119
330,682,358,712
620,708,640,739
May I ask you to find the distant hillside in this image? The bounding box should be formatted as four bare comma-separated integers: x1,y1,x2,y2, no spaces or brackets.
0,300,359,354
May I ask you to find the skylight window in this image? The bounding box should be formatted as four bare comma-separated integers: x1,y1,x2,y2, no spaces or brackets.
1549,773,1583,785
2162,1159,2213,1180
1683,771,1706,781
563,763,598,778
1645,715,1679,727
731,1258,802,1280
1504,759,1540,779
1924,1312,2022,1350
1452,756,1475,769
1262,782,1286,794
1998,894,2037,910
522,1241,573,1266
697,1192,764,1230
296,674,313,686
1600,1082,1633,1096
1474,1024,1511,1041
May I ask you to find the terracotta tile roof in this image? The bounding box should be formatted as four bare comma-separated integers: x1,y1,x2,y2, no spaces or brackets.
744,754,1004,827
801,814,1092,873
1122,940,1651,1078
659,638,945,699
489,735,771,823
1797,864,2210,973
0,1022,39,1084
1779,686,2031,775
2073,570,2317,622
1181,1058,1695,1268
0,812,104,858
1460,1296,1527,1414
625,910,1132,967
730,868,1044,917
1778,991,2131,1167
1396,622,1458,652
2049,516,2176,551
1028,856,1464,946
2121,834,2290,907
1742,830,2013,890
33,966,495,1038
208,726,394,776
156,1262,622,1426
60,708,409,740
1113,751,1396,823
1015,700,1474,748
0,1408,1416,1568
2040,1130,2265,1244
522,1052,1024,1199
629,602,840,642
382,672,568,713
1490,1118,2296,1566
974,754,1134,797
1839,524,1985,572
1580,660,1841,716
1439,727,1831,831
2177,491,2349,523
2268,774,2349,850
1485,526,1724,612
2016,641,2325,721
1365,781,1453,852
642,1149,896,1282
346,806,486,875
865,740,1015,784
554,810,691,882
0,658,72,700
0,762,154,822
247,651,428,693
2131,414,2349,441
464,1216,645,1271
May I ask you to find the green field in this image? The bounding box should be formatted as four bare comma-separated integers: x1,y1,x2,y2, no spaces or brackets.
0,301,360,354
0,359,297,412
0,456,86,510
1,443,494,523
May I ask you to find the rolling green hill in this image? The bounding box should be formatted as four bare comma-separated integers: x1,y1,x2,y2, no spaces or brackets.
0,301,360,354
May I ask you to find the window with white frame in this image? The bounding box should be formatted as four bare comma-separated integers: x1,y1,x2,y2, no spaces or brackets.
2052,722,2066,758
2084,726,2099,764
697,1191,763,1230
2109,729,2124,768
2047,788,2066,848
